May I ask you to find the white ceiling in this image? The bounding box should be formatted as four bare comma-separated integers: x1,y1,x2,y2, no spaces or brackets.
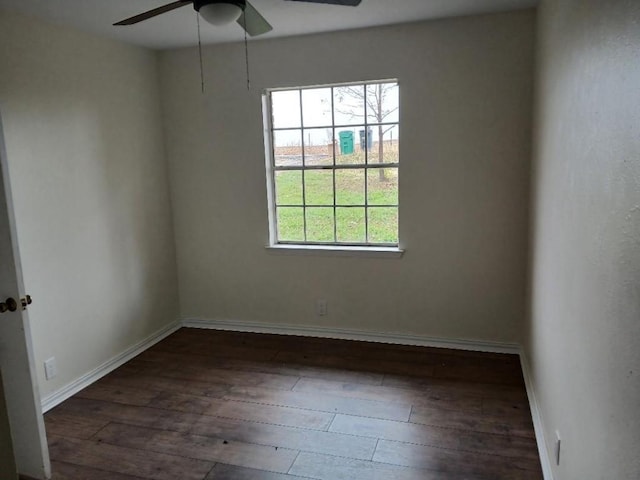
0,0,538,50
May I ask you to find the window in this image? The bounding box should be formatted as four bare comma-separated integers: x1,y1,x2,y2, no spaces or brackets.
264,80,400,249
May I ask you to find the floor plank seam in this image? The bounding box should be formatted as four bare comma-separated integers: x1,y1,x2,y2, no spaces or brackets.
326,413,338,433
408,403,415,423
269,349,282,362
69,393,536,439
405,420,538,439
300,372,384,387
289,376,303,391
96,419,309,453
100,420,361,475
313,449,539,477
89,432,298,474
375,438,542,465
371,438,380,461
324,413,336,431
216,397,410,423
214,462,310,479
293,450,449,474
50,459,147,479
286,451,301,475
203,462,218,480
86,396,333,430
76,400,386,440
86,420,113,442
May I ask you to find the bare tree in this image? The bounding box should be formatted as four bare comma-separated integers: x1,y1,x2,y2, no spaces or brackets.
335,83,398,181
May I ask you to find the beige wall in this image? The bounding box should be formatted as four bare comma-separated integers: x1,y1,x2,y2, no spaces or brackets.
160,11,535,343
0,10,179,399
527,0,640,478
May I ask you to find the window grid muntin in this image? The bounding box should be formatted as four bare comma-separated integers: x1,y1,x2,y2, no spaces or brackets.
272,121,398,133
277,204,398,208
331,90,338,242
363,85,369,242
269,81,399,247
298,89,307,242
274,163,399,171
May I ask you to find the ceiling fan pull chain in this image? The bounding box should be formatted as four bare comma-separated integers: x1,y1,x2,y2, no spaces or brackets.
244,12,250,91
197,13,205,94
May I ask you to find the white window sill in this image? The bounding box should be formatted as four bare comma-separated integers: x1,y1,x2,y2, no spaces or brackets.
266,244,404,258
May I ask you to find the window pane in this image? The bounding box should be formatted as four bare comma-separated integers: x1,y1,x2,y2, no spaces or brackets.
304,170,333,205
335,128,364,165
368,207,398,244
304,128,334,166
366,82,399,124
273,130,302,167
277,207,304,242
268,81,399,247
336,168,365,205
275,171,302,205
306,208,334,242
365,124,399,165
367,168,398,205
336,207,365,243
272,90,301,129
334,85,365,126
302,88,332,127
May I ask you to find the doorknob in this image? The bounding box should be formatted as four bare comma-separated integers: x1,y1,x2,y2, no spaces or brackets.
0,297,18,313
21,295,33,310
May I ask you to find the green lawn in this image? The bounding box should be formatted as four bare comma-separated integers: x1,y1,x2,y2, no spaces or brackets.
275,166,399,244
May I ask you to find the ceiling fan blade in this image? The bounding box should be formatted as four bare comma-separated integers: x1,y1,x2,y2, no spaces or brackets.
285,0,362,6
237,1,273,37
114,1,193,26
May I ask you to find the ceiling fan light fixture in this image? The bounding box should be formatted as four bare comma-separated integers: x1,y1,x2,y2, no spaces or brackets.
197,1,245,26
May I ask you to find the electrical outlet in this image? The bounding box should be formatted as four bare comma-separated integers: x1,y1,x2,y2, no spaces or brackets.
555,430,561,466
44,357,57,380
316,299,328,316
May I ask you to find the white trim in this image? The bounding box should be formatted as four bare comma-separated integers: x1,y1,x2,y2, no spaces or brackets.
520,349,554,480
40,320,181,413
262,93,278,247
181,317,519,354
266,244,404,258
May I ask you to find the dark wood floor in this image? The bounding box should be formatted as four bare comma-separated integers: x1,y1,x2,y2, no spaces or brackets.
44,328,542,479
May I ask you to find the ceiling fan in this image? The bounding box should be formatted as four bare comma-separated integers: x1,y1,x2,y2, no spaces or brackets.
114,0,363,37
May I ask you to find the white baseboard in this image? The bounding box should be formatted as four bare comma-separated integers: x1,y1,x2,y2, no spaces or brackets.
40,320,181,413
181,317,521,354
520,349,554,480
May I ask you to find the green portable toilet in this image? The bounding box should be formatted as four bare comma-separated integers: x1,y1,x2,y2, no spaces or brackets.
339,131,354,155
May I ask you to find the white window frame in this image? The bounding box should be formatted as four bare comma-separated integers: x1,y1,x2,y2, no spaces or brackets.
263,80,402,256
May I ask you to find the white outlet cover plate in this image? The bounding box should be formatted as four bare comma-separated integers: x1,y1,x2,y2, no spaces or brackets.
316,300,328,316
44,357,57,380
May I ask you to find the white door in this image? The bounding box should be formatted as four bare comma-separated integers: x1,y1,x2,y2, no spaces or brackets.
0,372,17,478
0,112,50,479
